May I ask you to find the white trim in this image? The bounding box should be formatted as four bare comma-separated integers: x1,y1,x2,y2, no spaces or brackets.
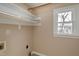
31,51,47,56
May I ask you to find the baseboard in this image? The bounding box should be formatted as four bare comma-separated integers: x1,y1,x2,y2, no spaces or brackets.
31,51,47,56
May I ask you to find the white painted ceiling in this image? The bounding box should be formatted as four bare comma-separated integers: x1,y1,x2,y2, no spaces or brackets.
24,3,47,8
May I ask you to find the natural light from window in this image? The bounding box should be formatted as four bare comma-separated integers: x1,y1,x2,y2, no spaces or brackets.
57,11,72,35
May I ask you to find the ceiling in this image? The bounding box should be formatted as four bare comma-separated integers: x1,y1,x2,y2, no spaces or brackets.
15,3,48,10
24,3,47,9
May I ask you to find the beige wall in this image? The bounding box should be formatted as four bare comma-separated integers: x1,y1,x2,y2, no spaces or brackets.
32,3,79,56
0,24,33,56
0,4,33,56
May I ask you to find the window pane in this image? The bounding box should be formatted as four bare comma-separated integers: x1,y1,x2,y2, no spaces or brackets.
58,11,72,22
58,23,62,27
64,11,72,22
63,23,72,34
57,27,63,34
58,13,64,22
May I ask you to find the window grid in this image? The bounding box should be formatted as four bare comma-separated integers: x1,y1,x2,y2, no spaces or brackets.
57,11,72,35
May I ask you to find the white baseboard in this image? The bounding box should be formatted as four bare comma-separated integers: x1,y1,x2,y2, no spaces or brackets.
31,51,46,56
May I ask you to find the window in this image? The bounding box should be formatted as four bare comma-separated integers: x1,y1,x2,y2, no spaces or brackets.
57,11,72,35
53,4,79,37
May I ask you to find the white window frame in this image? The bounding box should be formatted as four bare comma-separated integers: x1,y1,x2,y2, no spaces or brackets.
53,4,79,38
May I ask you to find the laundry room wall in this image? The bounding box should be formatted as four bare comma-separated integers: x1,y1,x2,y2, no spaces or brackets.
32,3,79,56
0,13,33,56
